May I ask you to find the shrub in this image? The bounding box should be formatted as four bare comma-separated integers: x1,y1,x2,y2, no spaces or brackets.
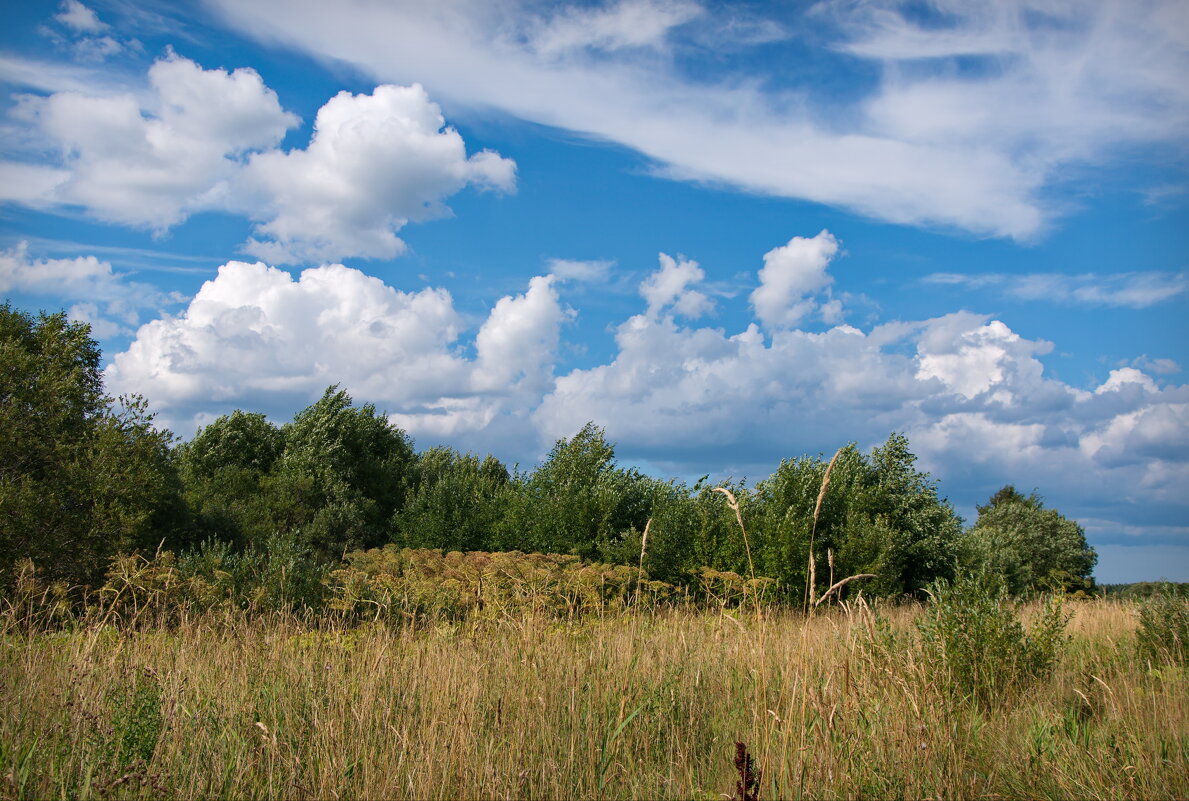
1136,589,1189,665
917,573,1068,709
324,546,675,621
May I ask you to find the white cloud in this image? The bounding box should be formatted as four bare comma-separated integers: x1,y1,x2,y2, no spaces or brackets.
473,275,569,394
0,241,181,333
237,84,516,264
71,36,125,62
0,162,70,206
924,270,1189,308
915,315,1052,403
106,233,1188,549
106,260,565,442
547,258,614,283
531,0,701,57
1130,355,1181,376
1095,368,1159,396
640,253,714,319
533,297,1188,534
15,54,296,229
204,0,1189,238
106,261,468,417
0,53,137,95
0,241,109,290
750,229,839,329
55,0,106,34
3,57,513,263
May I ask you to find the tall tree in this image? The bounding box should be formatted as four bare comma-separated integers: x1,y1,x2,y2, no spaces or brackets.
393,448,513,552
0,304,182,586
749,434,962,599
963,485,1097,594
175,410,285,546
268,386,415,557
497,423,652,558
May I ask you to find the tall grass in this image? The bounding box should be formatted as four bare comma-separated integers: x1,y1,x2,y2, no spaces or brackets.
1,599,1185,800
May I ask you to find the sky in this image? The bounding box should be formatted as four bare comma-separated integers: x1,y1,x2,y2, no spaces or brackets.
1,0,1186,583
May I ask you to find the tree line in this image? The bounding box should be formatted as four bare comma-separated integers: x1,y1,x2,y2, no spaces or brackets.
0,303,1097,601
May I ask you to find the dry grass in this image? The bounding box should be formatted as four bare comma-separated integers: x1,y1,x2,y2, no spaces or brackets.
1,601,1185,800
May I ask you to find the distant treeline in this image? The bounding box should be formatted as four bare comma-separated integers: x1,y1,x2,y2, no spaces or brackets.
2,303,1098,605
1100,582,1189,599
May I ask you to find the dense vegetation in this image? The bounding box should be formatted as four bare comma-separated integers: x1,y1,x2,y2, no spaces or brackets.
1,303,1099,606
4,304,1187,801
2,591,1186,800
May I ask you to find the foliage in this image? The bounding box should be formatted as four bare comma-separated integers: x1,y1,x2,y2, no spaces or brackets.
100,534,331,618
269,386,416,558
325,546,674,621
749,434,963,601
917,572,1069,710
175,410,284,546
0,304,183,587
496,423,654,560
962,485,1097,595
1135,589,1189,665
106,668,164,768
1101,581,1189,599
392,448,513,551
1,299,1104,605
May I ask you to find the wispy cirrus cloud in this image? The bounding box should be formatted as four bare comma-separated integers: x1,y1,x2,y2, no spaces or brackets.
201,0,1189,239
0,241,184,335
923,270,1189,308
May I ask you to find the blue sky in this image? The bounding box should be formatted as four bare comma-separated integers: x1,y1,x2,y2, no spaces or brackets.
1,0,1186,582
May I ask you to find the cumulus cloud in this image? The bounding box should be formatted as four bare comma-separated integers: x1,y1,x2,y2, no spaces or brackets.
750,229,839,329
106,260,566,442
204,0,1189,238
535,296,1188,535
14,54,296,229
924,270,1189,308
473,275,569,394
237,84,516,264
0,241,182,333
106,233,1188,568
3,57,514,262
640,253,714,319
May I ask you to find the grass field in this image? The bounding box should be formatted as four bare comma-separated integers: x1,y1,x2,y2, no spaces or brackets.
1,600,1185,800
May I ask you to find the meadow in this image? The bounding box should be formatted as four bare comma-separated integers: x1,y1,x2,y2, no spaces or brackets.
2,594,1185,800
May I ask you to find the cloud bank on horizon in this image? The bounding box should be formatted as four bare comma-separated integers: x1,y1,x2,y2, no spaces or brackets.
99,241,1189,544
0,0,1186,582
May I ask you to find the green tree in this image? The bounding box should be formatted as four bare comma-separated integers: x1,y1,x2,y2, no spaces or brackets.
962,485,1096,594
267,386,415,558
393,448,512,551
749,434,962,600
175,410,285,546
0,304,183,586
496,423,652,558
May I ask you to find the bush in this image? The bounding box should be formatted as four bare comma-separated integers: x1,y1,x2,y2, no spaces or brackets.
325,546,675,621
1135,589,1189,665
917,573,1069,709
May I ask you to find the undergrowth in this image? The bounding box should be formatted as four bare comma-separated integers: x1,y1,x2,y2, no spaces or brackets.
1,591,1184,800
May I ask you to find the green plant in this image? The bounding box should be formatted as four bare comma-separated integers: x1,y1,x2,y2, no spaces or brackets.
107,667,164,768
1136,589,1189,665
917,573,1069,709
